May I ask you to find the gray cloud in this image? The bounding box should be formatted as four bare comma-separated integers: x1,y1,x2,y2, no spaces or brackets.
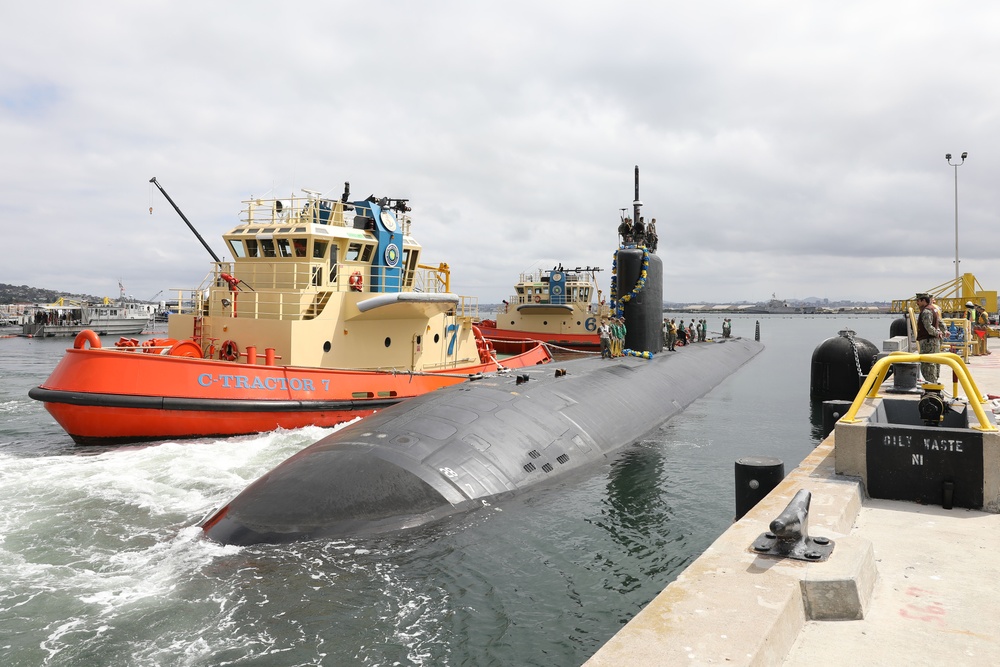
3,1,999,306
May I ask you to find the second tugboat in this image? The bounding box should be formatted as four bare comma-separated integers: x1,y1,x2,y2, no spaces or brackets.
476,265,610,352
29,180,551,444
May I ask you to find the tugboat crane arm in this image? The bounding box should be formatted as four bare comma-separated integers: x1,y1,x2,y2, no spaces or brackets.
149,177,222,264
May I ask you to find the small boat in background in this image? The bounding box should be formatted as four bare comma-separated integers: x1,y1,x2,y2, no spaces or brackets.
477,265,610,352
30,179,550,445
0,312,20,336
21,294,154,337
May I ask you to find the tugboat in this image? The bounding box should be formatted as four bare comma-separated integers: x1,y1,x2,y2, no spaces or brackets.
29,179,551,445
476,265,610,352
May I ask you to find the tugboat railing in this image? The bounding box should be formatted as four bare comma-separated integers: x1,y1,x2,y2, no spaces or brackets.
838,351,996,431
505,268,605,311
170,261,471,321
241,193,413,236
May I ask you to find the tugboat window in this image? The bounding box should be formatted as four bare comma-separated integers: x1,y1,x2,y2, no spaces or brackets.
292,238,307,257
384,337,391,348
245,239,259,257
229,240,246,258
313,240,328,259
260,239,276,257
403,248,419,287
276,238,292,258
434,333,440,343
323,341,331,352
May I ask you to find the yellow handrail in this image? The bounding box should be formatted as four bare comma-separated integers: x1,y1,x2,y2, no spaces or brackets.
417,263,451,293
839,351,996,431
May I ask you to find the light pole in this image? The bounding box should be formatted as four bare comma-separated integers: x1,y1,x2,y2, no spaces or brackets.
946,151,968,288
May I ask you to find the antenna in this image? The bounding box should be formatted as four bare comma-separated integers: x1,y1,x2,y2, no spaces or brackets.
632,165,642,228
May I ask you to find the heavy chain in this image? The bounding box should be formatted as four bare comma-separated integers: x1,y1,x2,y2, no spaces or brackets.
840,329,863,378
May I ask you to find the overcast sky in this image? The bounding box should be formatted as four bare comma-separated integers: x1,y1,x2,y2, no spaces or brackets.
3,1,999,306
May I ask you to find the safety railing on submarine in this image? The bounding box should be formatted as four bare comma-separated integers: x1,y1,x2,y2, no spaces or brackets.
838,351,997,431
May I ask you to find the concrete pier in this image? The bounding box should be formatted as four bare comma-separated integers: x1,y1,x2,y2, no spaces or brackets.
585,341,1000,666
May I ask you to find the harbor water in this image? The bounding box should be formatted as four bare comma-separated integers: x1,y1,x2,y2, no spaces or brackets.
0,314,895,666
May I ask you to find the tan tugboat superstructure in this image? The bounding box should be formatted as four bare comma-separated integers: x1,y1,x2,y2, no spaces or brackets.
477,265,610,351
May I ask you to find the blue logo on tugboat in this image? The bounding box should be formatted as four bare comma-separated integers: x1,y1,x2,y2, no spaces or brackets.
384,245,399,267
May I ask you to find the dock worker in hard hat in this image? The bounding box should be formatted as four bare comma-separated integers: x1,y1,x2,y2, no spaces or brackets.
916,293,944,383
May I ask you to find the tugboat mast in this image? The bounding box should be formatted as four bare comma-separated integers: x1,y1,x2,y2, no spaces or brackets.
149,176,222,263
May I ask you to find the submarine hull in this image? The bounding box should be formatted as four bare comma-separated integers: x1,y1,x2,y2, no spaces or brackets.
203,337,763,545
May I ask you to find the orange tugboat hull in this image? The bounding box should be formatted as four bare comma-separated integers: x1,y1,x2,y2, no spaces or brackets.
476,325,599,353
30,337,551,445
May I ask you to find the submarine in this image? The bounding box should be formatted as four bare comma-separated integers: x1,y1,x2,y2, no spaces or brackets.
202,168,765,545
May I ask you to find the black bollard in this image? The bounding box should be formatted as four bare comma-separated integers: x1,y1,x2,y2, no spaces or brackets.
821,400,854,438
942,480,955,510
734,456,784,520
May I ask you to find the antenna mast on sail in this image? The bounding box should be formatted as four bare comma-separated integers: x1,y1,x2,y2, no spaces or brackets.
633,165,642,228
